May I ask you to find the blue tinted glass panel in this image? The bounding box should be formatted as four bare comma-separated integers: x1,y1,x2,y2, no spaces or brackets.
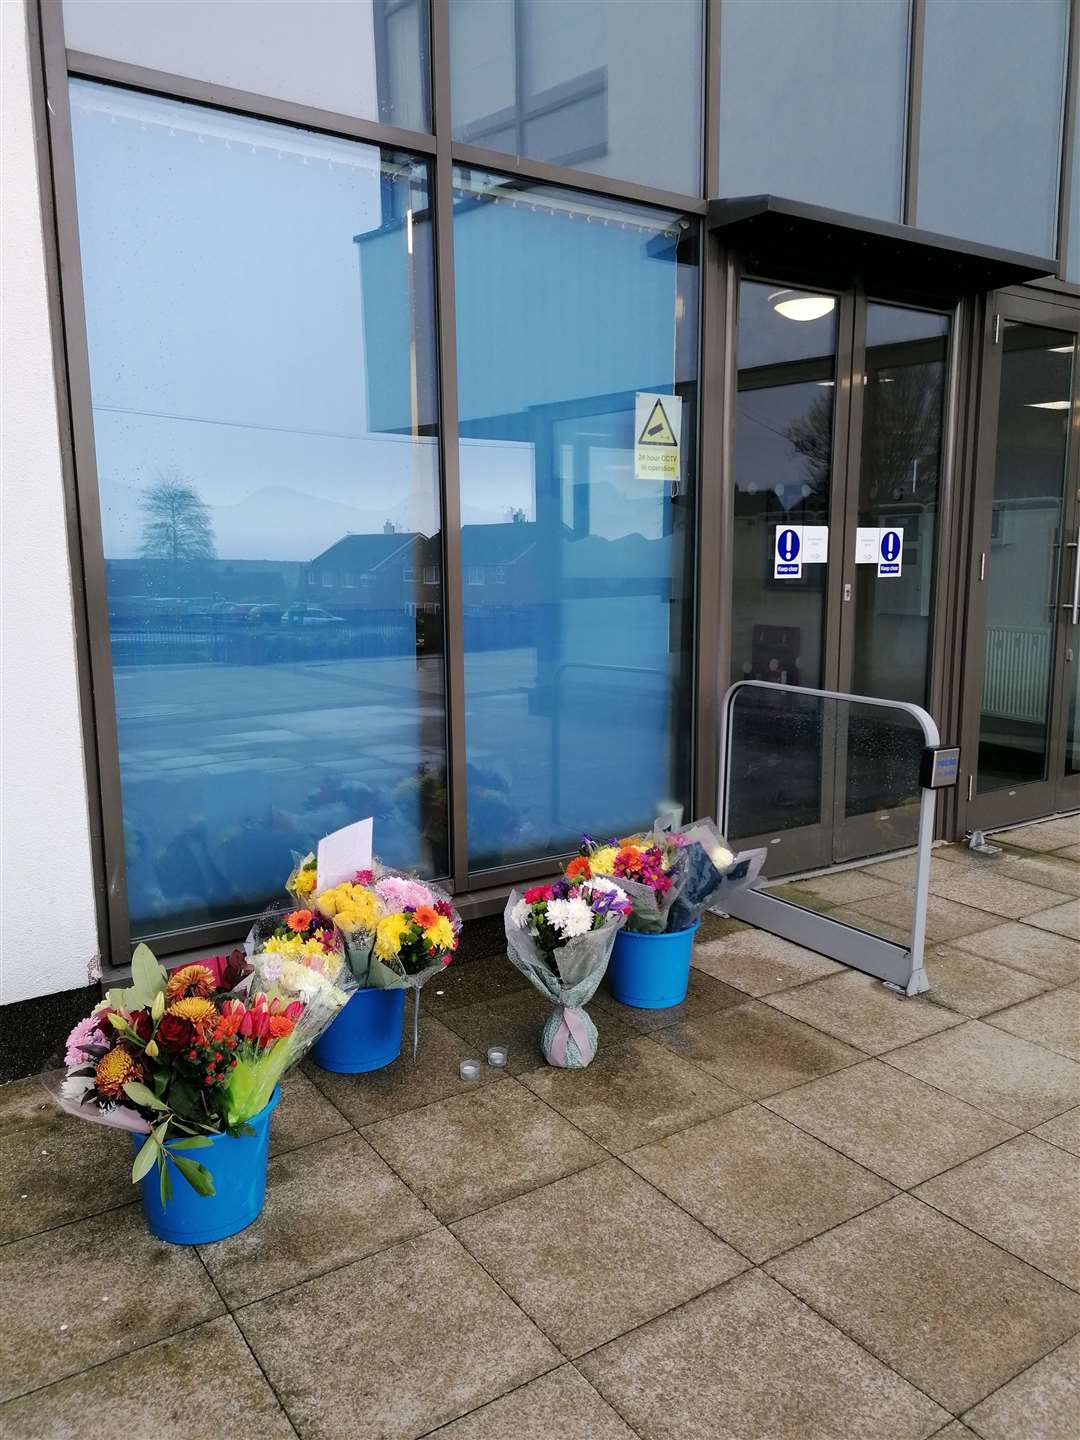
718,0,908,220
1068,103,1080,281
917,0,1067,255
453,170,698,870
63,0,430,131
449,0,703,195
70,80,447,936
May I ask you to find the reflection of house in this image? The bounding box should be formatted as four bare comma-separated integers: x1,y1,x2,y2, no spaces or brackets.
304,531,440,615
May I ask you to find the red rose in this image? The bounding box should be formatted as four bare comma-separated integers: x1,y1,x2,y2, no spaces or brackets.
130,1009,153,1043
155,1013,194,1053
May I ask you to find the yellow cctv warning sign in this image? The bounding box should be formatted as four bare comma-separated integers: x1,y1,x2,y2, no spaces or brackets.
634,392,682,480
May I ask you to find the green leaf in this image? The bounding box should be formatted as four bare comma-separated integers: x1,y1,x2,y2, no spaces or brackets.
131,1132,159,1183
170,1155,216,1197
122,1080,168,1111
169,1135,213,1150
159,1154,173,1207
130,943,166,1006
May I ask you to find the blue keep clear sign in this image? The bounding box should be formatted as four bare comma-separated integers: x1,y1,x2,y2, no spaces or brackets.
877,527,904,578
774,525,802,579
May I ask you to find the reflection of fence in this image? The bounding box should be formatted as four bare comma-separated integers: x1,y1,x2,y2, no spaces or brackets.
110,619,418,666
981,625,1051,723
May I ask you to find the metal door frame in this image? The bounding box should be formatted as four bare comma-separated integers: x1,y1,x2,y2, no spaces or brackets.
960,292,1080,829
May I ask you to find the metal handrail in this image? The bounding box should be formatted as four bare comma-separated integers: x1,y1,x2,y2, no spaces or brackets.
718,680,941,995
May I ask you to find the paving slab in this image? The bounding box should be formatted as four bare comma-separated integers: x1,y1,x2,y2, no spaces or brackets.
764,1059,1019,1188
951,921,1080,987
0,1111,134,1244
884,1020,1080,1127
836,890,1001,943
577,1268,948,1440
963,1334,1080,1440
518,1033,745,1154
198,1131,437,1305
591,966,746,1034
769,868,902,906
305,1015,507,1128
766,970,963,1055
767,1194,1080,1414
1025,898,1080,940
922,944,1049,1018
362,1080,604,1223
984,987,1080,1061
625,1104,894,1262
438,988,637,1075
691,929,843,996
989,819,1080,852
423,1365,637,1440
914,1134,1080,1290
268,1069,351,1157
1032,1104,1080,1155
0,1316,295,1440
929,868,1072,919
422,951,532,1017
0,1203,223,1401
451,1159,745,1357
238,1229,560,1440
653,999,863,1098
993,850,1080,897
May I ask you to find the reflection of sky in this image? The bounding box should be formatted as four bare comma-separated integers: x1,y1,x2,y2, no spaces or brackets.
71,80,529,560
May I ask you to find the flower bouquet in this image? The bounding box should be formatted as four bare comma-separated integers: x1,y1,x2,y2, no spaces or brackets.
504,875,631,1067
572,820,766,1010
285,854,461,1072
46,943,345,1243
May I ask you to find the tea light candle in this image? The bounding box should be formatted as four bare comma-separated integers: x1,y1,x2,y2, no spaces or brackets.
459,1058,481,1082
486,1046,508,1068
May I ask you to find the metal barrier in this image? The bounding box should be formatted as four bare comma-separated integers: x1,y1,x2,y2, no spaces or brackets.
719,680,955,996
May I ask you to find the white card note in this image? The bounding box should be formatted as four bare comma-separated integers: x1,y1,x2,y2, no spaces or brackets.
316,817,373,891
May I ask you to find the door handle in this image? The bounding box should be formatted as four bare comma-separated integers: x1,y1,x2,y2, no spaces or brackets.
1065,531,1080,625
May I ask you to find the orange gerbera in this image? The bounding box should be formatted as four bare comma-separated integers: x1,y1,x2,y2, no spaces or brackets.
615,846,643,874
95,1045,143,1099
165,963,215,1001
566,856,592,881
285,909,314,932
412,904,439,930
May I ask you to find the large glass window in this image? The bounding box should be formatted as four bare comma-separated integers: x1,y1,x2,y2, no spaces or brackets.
63,0,430,131
452,169,698,870
449,0,703,196
917,0,1068,256
70,80,447,936
717,0,909,221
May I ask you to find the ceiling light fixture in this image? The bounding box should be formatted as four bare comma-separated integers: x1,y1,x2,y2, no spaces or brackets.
768,289,836,322
1026,400,1070,410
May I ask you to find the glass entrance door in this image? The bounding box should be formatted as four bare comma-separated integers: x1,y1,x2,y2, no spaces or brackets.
729,279,951,873
965,304,1080,830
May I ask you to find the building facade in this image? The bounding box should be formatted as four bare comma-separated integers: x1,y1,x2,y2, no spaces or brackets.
3,0,1079,1003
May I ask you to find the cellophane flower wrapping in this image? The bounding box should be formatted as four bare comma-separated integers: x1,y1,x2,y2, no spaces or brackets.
662,819,769,931
504,878,630,1068
44,944,333,1206
583,835,689,934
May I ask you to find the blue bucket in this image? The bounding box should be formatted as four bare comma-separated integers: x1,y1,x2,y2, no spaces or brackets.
133,1086,279,1245
607,920,701,1009
312,985,406,1074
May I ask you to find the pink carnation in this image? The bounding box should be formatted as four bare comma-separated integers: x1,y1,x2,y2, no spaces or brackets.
64,1014,104,1066
376,876,434,911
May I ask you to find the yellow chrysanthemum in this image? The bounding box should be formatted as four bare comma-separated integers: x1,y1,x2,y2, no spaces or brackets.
423,916,455,953
291,867,316,897
167,996,216,1026
165,963,215,1001
263,933,304,957
589,845,618,875
317,883,381,933
95,1046,142,1098
374,912,411,961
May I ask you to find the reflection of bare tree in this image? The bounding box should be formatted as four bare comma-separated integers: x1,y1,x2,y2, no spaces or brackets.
139,473,216,566
786,360,943,505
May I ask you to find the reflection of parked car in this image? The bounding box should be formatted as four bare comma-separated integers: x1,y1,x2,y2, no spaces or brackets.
211,602,252,623
247,604,284,624
281,604,345,626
